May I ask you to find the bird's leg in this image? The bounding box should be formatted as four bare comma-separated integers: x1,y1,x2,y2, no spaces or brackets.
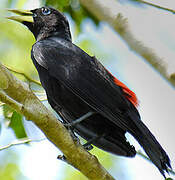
68,127,80,144
58,112,96,161
63,111,95,127
55,109,80,143
58,134,106,163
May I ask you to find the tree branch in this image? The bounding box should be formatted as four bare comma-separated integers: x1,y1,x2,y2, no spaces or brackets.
135,0,175,14
2,134,175,176
79,0,175,87
0,62,115,180
0,138,45,151
0,101,5,107
5,65,41,86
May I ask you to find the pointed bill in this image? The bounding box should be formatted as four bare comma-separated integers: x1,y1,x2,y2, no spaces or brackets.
6,9,33,23
7,9,32,16
7,15,33,23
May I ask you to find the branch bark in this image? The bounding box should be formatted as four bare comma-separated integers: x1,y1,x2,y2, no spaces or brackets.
0,62,115,180
5,65,41,86
79,0,175,87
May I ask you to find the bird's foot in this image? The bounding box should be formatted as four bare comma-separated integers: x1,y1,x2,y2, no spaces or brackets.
57,155,67,163
83,143,93,151
67,128,80,145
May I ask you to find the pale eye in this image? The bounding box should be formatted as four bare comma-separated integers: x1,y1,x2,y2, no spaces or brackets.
41,7,51,15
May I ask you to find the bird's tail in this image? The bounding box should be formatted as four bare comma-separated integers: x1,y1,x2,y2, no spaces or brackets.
128,112,171,177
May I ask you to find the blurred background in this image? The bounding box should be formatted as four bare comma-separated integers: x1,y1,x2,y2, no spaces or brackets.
0,0,175,179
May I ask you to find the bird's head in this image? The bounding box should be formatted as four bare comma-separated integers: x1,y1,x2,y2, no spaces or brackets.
7,7,72,41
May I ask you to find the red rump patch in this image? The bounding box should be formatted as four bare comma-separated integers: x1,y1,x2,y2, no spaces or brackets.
105,68,139,107
113,77,139,107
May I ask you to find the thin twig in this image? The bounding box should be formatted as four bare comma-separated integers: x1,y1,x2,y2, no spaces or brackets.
136,0,175,14
80,0,175,88
0,138,46,151
137,150,175,176
5,65,41,86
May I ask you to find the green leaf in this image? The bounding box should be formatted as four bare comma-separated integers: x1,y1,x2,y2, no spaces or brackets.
45,0,71,10
63,3,99,33
44,0,99,32
7,0,13,7
3,104,14,120
9,111,27,139
165,178,173,180
3,105,27,138
16,0,28,8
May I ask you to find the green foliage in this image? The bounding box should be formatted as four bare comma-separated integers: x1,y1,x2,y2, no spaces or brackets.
0,163,20,180
165,178,173,180
77,38,111,62
63,144,119,180
77,39,97,56
16,0,27,8
3,104,14,120
45,0,71,10
0,150,26,180
3,105,27,139
64,5,99,32
9,111,27,139
0,1,122,180
91,146,114,168
0,0,104,145
45,0,99,32
0,17,37,78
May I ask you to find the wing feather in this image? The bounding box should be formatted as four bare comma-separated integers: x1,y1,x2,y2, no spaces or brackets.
32,38,139,130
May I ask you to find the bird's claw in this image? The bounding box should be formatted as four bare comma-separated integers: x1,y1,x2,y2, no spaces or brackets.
63,122,74,128
67,128,80,144
83,143,93,151
57,155,67,163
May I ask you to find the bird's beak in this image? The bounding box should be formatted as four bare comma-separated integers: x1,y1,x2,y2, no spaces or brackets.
6,9,33,23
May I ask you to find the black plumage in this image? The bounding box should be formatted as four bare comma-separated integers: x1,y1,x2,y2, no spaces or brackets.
9,7,171,177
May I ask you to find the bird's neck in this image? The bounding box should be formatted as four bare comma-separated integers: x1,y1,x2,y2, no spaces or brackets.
35,27,72,42
49,31,72,41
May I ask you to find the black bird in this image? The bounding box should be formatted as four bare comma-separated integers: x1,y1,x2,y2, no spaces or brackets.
8,7,171,177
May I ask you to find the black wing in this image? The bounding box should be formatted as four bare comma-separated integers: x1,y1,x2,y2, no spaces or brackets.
32,37,139,131
32,37,171,176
